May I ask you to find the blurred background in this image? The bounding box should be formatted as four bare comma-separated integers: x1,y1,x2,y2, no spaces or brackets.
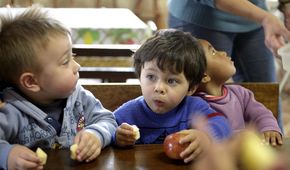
0,0,169,29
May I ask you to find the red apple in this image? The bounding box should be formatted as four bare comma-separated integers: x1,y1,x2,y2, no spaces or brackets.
163,132,189,159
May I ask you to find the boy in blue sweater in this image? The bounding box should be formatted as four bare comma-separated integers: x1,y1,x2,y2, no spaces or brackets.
113,29,232,163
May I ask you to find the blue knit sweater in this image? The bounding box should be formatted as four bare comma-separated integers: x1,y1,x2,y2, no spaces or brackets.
168,0,267,32
113,96,232,144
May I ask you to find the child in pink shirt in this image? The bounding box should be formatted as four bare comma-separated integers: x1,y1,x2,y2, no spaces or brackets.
195,39,282,146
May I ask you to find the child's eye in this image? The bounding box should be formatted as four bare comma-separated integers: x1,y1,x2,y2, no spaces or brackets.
62,58,69,65
62,52,76,65
62,56,73,65
146,74,156,81
168,79,178,85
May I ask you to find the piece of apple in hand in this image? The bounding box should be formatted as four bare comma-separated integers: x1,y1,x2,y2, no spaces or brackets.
132,125,140,140
163,131,189,159
36,147,47,165
70,144,78,160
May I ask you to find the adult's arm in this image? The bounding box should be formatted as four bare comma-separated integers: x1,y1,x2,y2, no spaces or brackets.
215,0,290,55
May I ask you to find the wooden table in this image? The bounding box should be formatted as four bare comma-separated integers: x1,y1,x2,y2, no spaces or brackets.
43,138,290,170
45,144,190,170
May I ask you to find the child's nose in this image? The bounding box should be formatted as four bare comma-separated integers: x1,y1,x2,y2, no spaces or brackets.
154,81,165,94
73,60,80,73
221,51,228,57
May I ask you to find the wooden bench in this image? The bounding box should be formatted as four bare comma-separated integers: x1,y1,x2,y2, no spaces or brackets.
73,44,139,57
73,44,139,82
79,67,136,82
83,82,279,119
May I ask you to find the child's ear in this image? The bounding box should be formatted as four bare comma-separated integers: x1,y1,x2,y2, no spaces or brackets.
201,73,211,83
187,85,198,96
19,72,40,92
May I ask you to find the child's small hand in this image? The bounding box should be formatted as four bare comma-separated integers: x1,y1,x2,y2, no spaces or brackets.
8,145,43,170
179,129,211,163
262,130,283,146
115,123,138,147
73,130,102,162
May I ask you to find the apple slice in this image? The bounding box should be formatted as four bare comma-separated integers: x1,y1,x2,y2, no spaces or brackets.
36,147,47,165
132,125,140,140
70,144,78,160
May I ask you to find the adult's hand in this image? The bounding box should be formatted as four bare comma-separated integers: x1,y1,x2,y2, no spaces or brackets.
261,12,290,56
215,0,290,56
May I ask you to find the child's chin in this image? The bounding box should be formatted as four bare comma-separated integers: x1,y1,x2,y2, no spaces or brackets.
60,90,75,99
151,108,168,114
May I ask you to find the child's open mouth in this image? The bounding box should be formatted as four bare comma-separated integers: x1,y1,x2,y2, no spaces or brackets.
154,100,165,107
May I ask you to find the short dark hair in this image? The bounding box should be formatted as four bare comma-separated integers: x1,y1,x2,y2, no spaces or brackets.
133,29,206,88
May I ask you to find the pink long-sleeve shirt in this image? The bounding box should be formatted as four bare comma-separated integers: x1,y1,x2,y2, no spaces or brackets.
195,84,281,134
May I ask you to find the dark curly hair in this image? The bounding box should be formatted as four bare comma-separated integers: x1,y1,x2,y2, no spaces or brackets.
133,29,206,88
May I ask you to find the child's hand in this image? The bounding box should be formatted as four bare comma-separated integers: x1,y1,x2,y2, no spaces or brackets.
191,132,242,170
115,123,138,147
262,130,283,146
178,129,211,163
73,130,102,162
8,145,43,170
